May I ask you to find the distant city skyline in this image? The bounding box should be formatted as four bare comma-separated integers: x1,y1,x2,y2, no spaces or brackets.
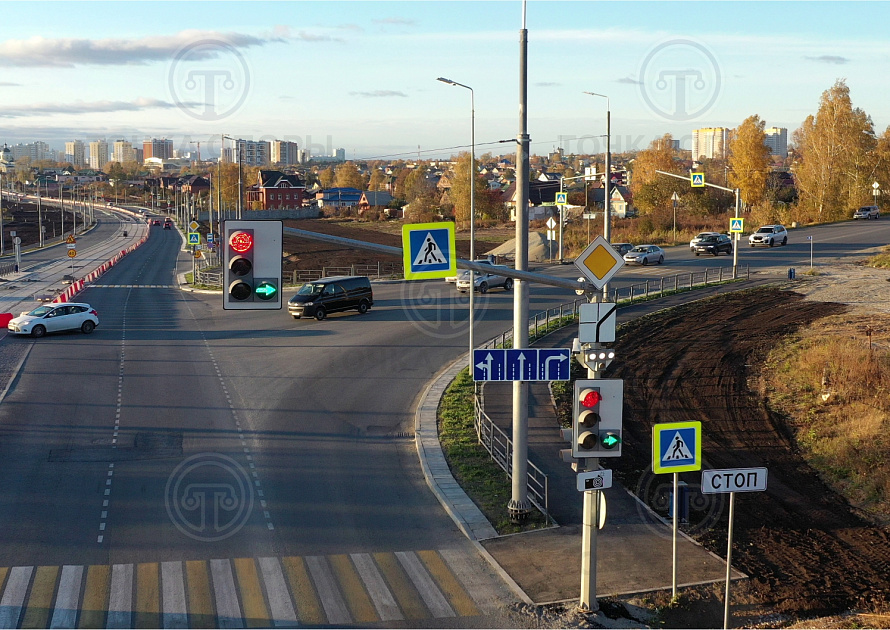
1,1,888,160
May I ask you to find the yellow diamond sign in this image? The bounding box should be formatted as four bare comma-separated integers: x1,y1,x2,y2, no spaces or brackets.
574,235,625,289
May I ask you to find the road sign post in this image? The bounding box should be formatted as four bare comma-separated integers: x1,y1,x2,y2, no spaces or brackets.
653,421,702,598
702,467,768,629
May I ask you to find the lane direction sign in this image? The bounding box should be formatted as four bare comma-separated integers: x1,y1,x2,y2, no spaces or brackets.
701,468,768,494
574,235,624,290
579,302,617,343
402,222,456,280
653,421,702,474
473,348,571,382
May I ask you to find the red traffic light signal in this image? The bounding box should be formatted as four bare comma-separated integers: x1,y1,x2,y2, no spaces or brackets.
229,230,254,254
572,379,623,458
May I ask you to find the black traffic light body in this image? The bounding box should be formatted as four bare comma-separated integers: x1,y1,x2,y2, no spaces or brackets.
223,220,283,310
572,378,623,458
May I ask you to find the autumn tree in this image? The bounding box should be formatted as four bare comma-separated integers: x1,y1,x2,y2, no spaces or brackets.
449,152,504,227
404,169,433,203
368,168,385,191
792,79,875,221
629,134,683,214
728,115,771,207
334,162,363,189
318,167,335,189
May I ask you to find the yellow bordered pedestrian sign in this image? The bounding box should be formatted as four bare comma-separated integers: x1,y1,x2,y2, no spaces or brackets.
402,222,456,280
653,421,702,474
729,217,744,233
556,192,568,205
691,173,705,187
188,232,200,245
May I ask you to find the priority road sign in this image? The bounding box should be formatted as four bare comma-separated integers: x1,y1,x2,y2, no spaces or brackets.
701,467,768,494
691,173,705,187
402,222,456,280
574,235,625,290
729,217,744,233
189,220,199,231
653,421,702,474
473,348,570,382
188,232,200,245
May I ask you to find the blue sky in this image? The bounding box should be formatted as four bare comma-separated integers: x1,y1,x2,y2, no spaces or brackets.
1,1,888,160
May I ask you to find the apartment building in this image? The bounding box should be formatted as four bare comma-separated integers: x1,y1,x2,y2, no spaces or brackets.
65,140,86,167
143,138,173,161
89,140,109,169
271,140,300,166
692,127,729,161
764,127,788,158
112,140,138,163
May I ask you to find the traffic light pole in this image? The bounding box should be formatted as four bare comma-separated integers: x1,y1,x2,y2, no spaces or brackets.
579,294,601,613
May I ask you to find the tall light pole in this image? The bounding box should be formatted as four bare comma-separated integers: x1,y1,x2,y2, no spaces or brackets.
437,76,476,361
0,170,4,256
583,92,610,241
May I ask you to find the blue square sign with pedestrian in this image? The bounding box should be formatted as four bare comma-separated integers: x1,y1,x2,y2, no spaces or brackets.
652,421,702,474
402,222,456,280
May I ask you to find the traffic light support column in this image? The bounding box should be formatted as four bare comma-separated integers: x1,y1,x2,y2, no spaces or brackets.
580,295,601,613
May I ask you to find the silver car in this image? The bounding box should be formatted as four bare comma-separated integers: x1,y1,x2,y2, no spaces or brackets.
623,245,665,266
7,303,99,338
456,265,514,293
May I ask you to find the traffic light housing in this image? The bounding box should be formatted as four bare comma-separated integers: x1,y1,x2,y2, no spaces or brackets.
223,220,283,310
572,378,623,458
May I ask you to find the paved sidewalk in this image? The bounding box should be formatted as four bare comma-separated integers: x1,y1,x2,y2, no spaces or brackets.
415,277,781,604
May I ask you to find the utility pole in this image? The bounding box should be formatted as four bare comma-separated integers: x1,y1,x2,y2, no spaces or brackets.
190,141,201,163
508,0,532,523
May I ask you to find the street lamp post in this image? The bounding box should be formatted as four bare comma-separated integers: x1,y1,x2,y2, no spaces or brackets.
671,191,680,244
583,92,610,243
438,76,476,362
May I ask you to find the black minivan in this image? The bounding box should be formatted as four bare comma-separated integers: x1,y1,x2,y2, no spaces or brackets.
287,276,374,320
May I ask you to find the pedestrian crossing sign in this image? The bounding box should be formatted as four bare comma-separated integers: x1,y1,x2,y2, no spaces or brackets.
729,218,744,233
690,173,705,188
402,222,457,280
188,232,200,245
653,421,702,474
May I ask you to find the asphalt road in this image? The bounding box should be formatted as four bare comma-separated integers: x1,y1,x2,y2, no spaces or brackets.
0,218,887,627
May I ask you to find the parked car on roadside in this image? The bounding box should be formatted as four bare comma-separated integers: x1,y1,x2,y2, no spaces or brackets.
611,243,634,256
694,234,733,256
623,245,665,266
748,225,788,247
853,206,880,220
456,265,514,293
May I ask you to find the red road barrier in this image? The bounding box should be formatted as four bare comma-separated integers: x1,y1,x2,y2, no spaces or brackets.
0,313,12,327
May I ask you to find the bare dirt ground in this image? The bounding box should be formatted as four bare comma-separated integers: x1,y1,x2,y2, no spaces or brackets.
608,263,890,628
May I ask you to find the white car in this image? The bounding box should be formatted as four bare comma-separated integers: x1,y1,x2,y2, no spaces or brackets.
623,245,665,266
853,206,880,220
456,266,514,293
7,303,99,338
445,259,494,284
748,225,788,247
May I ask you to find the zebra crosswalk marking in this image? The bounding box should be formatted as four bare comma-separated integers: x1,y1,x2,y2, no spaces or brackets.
161,561,188,629
134,563,159,629
79,564,109,629
209,559,241,629
350,553,402,622
372,551,428,620
279,556,324,626
50,565,82,629
328,555,377,624
416,550,479,617
232,559,269,629
0,566,33,629
107,564,133,629
396,551,454,618
304,556,351,626
256,557,296,628
184,561,214,630
22,565,57,629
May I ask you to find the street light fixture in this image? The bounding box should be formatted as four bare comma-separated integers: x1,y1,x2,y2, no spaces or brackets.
438,76,477,361
583,92,611,243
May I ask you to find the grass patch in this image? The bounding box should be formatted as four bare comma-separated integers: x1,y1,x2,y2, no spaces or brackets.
761,314,890,522
437,369,551,534
866,246,890,268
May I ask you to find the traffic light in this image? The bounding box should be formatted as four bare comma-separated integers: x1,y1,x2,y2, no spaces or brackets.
572,378,623,458
223,220,283,310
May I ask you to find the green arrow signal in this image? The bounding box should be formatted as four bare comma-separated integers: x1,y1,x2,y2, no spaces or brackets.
601,433,621,449
255,283,278,300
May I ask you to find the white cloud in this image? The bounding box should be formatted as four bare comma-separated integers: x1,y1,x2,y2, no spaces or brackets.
0,97,188,119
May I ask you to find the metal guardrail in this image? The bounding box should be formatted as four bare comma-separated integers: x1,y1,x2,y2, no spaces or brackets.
470,263,751,521
194,262,404,287
0,261,17,278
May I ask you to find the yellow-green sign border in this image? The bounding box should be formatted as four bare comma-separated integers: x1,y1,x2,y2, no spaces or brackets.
402,221,457,280
652,421,702,474
729,217,745,233
690,173,706,188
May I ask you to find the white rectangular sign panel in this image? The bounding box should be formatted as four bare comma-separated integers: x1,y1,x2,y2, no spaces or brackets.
577,469,613,492
701,467,768,494
579,302,617,343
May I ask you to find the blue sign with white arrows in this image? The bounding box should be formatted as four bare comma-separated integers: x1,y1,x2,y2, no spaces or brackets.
473,348,571,382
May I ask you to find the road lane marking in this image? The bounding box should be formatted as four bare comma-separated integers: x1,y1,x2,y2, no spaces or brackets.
232,559,269,629
49,565,82,629
372,551,428,619
396,551,455,618
256,558,296,628
209,560,243,629
327,555,377,624
160,562,188,629
106,564,133,629
134,563,159,629
279,557,324,626
79,564,110,629
184,561,214,630
304,556,351,625
20,565,57,629
416,550,479,617
0,566,33,629
350,553,403,622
